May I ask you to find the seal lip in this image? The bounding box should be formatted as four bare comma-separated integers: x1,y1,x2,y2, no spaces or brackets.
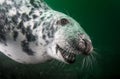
56,44,76,64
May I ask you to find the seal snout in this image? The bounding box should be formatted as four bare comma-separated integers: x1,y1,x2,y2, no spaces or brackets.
78,39,93,55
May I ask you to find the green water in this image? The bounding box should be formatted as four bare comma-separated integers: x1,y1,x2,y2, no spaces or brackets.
0,0,120,79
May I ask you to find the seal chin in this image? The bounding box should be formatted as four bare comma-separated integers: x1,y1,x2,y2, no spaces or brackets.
56,44,76,64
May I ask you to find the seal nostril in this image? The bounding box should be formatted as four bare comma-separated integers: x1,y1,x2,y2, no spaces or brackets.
82,39,93,55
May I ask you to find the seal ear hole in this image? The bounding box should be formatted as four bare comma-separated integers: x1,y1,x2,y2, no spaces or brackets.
56,18,69,26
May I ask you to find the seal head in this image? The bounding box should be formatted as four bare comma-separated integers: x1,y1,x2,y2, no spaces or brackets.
0,0,93,64
47,11,93,64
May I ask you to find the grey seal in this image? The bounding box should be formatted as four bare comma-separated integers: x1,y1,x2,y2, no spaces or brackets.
0,0,93,64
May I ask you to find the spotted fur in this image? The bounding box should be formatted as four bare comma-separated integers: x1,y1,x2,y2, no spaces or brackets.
0,0,93,64
0,0,57,64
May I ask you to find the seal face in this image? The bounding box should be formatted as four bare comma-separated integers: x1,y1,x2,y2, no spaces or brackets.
0,0,93,64
46,12,93,64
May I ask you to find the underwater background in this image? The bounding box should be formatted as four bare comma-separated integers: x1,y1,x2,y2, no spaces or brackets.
0,0,120,79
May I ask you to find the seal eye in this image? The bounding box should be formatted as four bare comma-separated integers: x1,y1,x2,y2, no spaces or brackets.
57,18,69,26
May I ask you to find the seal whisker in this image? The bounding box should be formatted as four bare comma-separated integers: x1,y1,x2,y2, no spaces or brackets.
92,50,100,58
49,59,55,64
88,55,94,72
82,56,92,73
59,62,65,69
90,53,96,63
84,57,88,70
56,62,64,70
81,57,86,70
62,63,65,68
55,61,60,67
46,61,57,74
86,56,90,70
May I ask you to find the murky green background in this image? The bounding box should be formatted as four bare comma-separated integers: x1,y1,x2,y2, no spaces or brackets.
0,0,120,79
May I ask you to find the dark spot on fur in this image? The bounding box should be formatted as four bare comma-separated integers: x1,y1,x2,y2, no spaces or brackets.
42,35,46,39
21,40,35,55
26,27,36,42
13,31,19,41
42,28,44,33
40,43,43,45
0,34,6,42
26,33,36,42
49,26,54,37
33,22,38,29
2,2,12,11
47,32,53,38
32,14,38,19
17,21,26,35
21,27,26,35
43,22,49,26
17,21,24,29
40,17,44,20
29,11,33,15
18,22,36,41
35,42,38,46
27,5,31,8
45,40,49,44
39,11,43,15
47,33,50,38
7,54,11,57
12,14,19,24
21,13,31,22
30,0,42,8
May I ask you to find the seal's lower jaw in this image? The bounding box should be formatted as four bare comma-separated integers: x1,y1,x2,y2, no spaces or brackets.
56,45,76,64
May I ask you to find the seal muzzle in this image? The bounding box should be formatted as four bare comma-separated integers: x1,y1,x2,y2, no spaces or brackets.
81,39,93,55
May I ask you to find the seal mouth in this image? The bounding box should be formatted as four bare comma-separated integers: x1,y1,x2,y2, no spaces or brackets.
56,45,76,64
